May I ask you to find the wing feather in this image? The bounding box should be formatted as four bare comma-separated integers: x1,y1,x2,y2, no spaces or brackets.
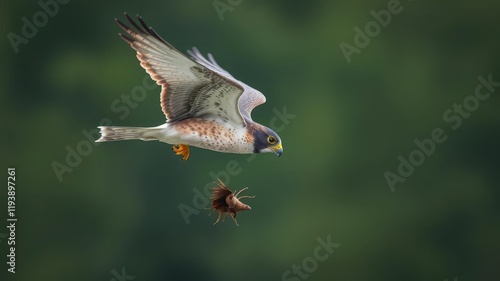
116,13,266,125
187,48,267,123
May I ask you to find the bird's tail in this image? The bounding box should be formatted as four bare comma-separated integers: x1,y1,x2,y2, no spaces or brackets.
96,126,162,142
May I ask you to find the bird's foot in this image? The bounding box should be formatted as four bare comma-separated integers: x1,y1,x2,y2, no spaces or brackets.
172,144,190,160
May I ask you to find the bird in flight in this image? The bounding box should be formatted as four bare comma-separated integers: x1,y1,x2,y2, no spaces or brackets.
96,14,283,160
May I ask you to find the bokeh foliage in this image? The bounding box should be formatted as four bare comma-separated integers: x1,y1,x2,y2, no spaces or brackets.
1,0,499,280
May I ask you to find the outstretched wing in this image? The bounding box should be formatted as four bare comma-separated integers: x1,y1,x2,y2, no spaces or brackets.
116,13,262,125
187,47,236,80
187,47,267,122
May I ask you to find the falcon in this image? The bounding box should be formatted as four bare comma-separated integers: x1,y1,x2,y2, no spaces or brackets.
96,14,283,160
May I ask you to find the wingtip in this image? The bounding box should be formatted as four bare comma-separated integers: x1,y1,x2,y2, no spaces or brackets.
118,33,134,44
115,18,126,28
124,12,134,25
119,12,128,21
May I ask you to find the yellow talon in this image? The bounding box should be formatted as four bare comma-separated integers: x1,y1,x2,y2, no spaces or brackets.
172,144,190,160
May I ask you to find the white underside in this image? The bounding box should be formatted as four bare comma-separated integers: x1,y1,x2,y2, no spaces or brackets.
136,122,254,154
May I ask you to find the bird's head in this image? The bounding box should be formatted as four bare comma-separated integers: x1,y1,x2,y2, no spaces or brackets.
253,127,283,157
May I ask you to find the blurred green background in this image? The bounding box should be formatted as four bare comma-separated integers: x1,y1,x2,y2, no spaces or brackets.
1,0,499,280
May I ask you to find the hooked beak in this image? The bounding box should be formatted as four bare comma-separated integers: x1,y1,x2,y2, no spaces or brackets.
272,143,283,157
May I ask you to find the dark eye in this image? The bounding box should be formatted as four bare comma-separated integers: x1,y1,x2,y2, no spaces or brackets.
267,136,276,144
